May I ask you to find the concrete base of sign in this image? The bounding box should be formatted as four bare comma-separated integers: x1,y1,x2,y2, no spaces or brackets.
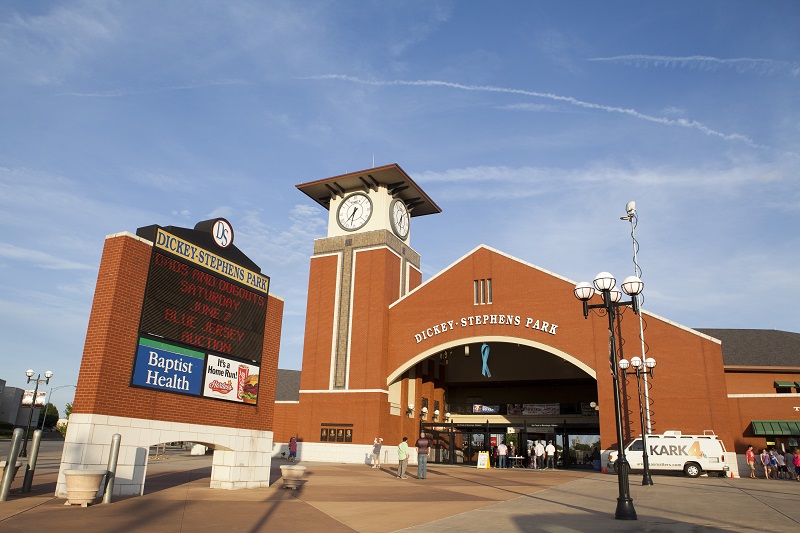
56,413,274,497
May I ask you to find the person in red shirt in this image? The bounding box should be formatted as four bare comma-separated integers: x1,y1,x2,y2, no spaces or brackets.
745,444,756,479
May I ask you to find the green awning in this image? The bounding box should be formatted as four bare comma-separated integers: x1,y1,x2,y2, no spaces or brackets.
773,381,795,388
752,420,800,436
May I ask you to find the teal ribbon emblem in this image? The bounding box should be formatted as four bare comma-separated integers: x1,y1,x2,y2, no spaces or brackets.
481,343,491,378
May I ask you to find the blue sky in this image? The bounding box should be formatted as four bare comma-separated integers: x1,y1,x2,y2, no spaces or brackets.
1,1,798,413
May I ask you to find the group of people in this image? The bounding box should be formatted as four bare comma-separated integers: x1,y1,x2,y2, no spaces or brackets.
745,444,800,480
493,439,556,469
372,433,431,479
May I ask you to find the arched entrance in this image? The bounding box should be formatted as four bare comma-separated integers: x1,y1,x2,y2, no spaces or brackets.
392,338,601,467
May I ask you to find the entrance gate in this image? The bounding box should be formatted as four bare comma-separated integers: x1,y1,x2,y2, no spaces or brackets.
423,425,490,466
422,422,600,468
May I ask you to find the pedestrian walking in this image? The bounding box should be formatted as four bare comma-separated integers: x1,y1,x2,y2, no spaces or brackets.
372,437,383,469
535,440,545,469
745,445,756,479
497,441,508,469
769,449,779,479
415,432,431,479
775,450,787,479
793,449,800,481
545,441,556,469
760,448,772,479
784,449,796,480
397,437,409,479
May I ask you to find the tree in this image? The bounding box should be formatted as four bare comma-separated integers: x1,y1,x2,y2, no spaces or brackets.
64,402,73,418
42,402,60,428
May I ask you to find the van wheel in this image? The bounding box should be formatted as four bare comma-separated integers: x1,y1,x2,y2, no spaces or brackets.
684,463,701,478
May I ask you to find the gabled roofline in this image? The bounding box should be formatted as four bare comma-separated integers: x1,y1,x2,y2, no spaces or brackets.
390,244,721,344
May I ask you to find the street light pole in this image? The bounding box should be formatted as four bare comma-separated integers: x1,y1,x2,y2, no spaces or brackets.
40,384,77,431
574,272,642,521
619,356,657,485
20,369,53,457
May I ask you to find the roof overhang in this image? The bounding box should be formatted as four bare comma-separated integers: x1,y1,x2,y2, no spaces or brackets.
751,420,800,436
296,163,441,217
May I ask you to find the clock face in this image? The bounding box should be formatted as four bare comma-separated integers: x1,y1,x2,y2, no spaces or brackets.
337,193,373,231
390,199,410,240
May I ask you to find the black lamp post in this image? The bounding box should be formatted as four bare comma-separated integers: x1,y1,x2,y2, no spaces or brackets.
619,356,657,485
574,271,643,520
20,369,53,457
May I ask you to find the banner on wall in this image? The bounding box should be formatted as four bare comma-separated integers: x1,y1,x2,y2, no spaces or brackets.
131,337,260,405
131,338,205,395
203,353,259,404
472,404,500,414
507,403,560,416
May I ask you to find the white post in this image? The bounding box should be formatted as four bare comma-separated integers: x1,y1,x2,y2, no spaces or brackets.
624,205,652,434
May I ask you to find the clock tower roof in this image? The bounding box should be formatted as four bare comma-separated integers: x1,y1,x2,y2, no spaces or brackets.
296,163,441,217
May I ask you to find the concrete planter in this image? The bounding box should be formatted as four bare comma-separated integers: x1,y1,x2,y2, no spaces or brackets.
64,469,107,507
279,465,307,490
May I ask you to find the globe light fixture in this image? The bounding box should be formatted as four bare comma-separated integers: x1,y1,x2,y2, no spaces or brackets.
574,270,643,520
619,355,657,485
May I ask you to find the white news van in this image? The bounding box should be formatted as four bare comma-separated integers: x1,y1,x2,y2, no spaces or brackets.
609,430,731,478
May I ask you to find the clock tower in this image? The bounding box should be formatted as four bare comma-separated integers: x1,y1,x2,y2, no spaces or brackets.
295,164,440,443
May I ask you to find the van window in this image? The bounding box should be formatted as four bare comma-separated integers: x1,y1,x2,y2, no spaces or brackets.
628,439,643,452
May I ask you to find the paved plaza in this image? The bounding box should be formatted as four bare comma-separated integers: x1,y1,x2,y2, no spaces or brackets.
2,440,799,532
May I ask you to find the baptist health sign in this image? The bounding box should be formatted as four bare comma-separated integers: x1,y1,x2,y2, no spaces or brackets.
131,337,204,395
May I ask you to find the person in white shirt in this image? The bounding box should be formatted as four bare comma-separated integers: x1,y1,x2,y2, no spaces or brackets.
534,440,545,469
545,441,556,469
497,441,508,469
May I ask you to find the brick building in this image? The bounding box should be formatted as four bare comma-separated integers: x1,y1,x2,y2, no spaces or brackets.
272,164,799,471
59,222,283,497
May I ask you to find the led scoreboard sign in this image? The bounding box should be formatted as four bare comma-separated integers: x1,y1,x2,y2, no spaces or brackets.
132,223,270,404
140,252,266,361
139,226,270,363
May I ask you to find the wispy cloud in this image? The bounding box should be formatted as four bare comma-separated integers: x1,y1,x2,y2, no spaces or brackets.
307,75,761,147
0,3,118,86
588,55,800,77
414,161,793,203
131,171,195,192
0,242,94,270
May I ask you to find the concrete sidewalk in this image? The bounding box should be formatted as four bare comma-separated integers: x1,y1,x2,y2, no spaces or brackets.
2,446,799,532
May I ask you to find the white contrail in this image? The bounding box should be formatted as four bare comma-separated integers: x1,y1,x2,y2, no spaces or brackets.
308,74,759,146
60,79,247,97
588,55,800,76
